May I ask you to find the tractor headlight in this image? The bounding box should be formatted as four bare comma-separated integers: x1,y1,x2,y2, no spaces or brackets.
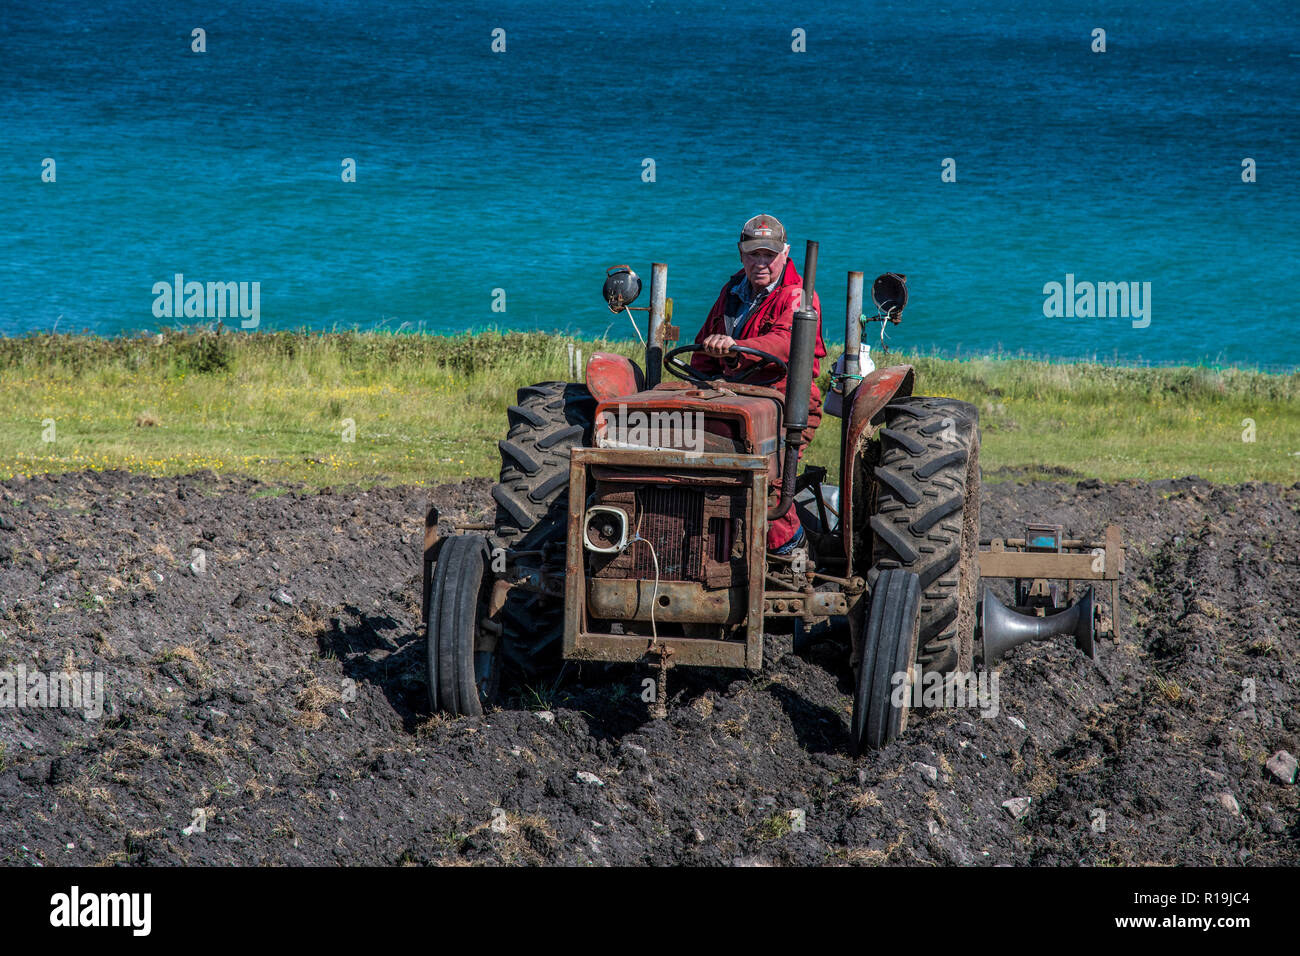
584,506,629,554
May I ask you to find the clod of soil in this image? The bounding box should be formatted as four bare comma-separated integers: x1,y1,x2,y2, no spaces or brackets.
0,469,1296,866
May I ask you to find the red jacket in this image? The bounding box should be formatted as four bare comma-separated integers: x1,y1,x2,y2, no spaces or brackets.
690,258,828,435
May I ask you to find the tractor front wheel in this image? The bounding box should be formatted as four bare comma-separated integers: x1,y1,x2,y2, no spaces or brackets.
426,535,500,716
851,568,922,753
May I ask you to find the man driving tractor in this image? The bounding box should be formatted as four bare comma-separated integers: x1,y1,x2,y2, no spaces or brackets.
690,214,828,555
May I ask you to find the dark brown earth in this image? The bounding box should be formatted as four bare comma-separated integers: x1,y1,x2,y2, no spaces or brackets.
1,469,1297,866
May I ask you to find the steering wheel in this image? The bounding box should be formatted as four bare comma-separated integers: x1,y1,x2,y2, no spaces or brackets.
664,344,789,386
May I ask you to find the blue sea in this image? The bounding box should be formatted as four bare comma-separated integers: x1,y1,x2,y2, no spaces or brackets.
2,0,1298,368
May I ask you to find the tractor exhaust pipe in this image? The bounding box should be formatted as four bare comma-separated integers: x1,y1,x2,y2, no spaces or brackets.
840,270,864,456
645,262,667,388
770,240,819,521
844,271,863,386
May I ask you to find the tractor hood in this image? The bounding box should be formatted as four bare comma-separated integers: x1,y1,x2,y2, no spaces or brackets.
593,388,781,461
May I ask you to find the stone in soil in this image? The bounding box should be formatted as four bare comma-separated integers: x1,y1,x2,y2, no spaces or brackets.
1265,751,1297,785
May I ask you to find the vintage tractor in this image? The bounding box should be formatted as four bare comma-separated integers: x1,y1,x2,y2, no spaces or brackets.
421,241,1121,752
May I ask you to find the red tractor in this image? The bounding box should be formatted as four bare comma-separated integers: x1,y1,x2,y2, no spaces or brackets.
422,242,1112,751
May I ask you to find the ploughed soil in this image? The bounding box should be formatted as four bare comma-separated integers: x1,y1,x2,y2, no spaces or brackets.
1,468,1297,866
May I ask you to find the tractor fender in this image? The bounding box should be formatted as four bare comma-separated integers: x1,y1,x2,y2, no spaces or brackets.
839,364,916,567
585,352,646,402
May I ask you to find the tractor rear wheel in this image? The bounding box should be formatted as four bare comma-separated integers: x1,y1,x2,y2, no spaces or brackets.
491,382,596,548
868,396,981,675
426,535,500,716
851,568,922,753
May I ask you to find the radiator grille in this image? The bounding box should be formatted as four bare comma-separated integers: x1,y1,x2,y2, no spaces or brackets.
633,486,704,581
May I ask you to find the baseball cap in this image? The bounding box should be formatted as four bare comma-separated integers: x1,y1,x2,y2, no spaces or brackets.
738,214,787,253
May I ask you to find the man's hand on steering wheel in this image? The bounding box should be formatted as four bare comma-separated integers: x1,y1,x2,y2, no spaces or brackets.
700,334,738,358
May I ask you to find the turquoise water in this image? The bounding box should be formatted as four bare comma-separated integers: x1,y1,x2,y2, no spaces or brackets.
2,0,1297,368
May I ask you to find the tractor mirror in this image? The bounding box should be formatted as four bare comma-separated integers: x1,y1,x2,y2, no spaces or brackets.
603,265,642,313
871,273,908,320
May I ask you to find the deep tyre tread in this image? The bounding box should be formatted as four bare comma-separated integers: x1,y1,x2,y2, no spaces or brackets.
498,440,542,476
851,569,921,753
491,381,596,547
506,404,546,429
868,395,981,674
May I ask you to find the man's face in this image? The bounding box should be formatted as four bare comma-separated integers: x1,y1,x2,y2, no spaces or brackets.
739,243,789,289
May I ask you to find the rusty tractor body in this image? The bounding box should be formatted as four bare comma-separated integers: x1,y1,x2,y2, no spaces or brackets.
422,243,1123,751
